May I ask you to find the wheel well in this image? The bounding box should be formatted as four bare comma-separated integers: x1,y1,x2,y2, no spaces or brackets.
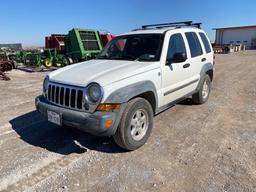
206,69,213,81
130,91,156,113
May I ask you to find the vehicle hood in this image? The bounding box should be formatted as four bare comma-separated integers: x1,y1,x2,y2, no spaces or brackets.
48,59,159,87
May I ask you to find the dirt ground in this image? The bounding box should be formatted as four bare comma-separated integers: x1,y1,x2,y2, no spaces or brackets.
0,51,256,192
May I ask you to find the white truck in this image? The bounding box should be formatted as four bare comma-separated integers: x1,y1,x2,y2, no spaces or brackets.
35,21,214,151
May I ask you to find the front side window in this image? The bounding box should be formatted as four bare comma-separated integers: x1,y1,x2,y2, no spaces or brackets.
185,32,203,58
97,34,164,61
167,33,187,59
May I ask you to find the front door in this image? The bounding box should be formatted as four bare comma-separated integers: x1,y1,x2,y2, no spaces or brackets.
161,32,194,106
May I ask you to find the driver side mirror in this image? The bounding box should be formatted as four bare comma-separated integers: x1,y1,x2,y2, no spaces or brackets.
167,52,187,64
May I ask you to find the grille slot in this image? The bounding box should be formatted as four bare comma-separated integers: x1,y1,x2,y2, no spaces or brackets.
47,83,84,111
77,90,83,109
60,87,64,105
55,87,60,104
65,88,70,106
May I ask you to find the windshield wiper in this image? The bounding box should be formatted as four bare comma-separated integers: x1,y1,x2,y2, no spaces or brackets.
134,54,156,62
96,55,110,59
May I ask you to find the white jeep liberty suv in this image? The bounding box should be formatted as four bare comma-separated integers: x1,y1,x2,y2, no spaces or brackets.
35,21,214,151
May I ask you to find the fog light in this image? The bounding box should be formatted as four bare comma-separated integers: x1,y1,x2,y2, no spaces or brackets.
105,119,113,129
84,103,90,110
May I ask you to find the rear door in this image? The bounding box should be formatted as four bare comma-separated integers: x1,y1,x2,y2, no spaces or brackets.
184,31,205,91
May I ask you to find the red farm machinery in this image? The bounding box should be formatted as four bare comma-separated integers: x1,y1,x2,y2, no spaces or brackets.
45,34,66,52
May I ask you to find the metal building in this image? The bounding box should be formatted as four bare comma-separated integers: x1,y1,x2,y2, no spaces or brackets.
213,25,256,49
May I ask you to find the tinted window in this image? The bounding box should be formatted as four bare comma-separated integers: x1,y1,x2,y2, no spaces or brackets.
167,33,186,59
199,32,211,53
185,32,203,57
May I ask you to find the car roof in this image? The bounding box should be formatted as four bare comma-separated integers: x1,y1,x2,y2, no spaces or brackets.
121,27,204,36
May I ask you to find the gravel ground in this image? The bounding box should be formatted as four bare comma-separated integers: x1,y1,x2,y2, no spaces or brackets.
0,51,256,192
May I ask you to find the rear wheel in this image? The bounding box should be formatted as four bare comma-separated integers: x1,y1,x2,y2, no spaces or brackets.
113,98,153,151
192,74,211,104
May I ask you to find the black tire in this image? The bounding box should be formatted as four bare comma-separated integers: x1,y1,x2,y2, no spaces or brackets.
113,97,154,151
192,74,211,104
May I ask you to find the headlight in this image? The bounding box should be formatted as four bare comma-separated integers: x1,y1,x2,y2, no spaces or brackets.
86,83,103,103
43,76,49,93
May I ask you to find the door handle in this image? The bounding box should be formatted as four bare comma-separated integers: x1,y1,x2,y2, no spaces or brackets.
201,58,206,62
183,63,190,68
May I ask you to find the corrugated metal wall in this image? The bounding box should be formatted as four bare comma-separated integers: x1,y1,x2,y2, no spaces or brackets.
215,27,256,49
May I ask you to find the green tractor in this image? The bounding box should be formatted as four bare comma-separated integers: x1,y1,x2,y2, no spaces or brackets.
42,48,69,68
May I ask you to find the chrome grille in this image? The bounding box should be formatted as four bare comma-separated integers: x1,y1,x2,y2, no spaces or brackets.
47,83,84,110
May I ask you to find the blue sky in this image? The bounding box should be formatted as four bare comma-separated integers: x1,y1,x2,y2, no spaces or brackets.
1,0,256,47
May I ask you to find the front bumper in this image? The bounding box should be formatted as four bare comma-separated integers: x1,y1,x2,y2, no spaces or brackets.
35,95,125,136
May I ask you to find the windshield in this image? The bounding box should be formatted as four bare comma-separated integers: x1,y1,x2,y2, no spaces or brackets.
97,34,164,61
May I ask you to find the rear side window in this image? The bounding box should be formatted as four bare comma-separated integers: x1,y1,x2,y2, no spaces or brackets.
185,32,203,58
199,32,211,53
167,33,187,59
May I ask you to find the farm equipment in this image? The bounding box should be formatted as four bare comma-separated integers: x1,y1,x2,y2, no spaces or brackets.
14,50,32,64
13,49,69,68
212,44,244,54
0,61,13,80
0,51,16,69
100,33,115,47
45,34,66,52
42,29,115,67
65,28,104,62
7,29,115,70
24,51,42,66
41,49,69,68
0,52,16,80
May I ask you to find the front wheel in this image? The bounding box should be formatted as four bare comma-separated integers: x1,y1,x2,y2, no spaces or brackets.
113,98,153,151
192,74,211,104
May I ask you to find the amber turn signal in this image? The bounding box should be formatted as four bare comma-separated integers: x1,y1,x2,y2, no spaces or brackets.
96,104,120,112
105,119,113,129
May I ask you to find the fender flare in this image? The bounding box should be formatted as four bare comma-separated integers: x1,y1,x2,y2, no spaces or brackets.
104,80,158,110
195,63,214,91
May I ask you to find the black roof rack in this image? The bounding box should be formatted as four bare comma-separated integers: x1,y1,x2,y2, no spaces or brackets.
141,21,202,30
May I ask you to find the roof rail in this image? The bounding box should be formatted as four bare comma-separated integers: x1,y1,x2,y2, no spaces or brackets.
141,21,202,30
191,23,202,29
